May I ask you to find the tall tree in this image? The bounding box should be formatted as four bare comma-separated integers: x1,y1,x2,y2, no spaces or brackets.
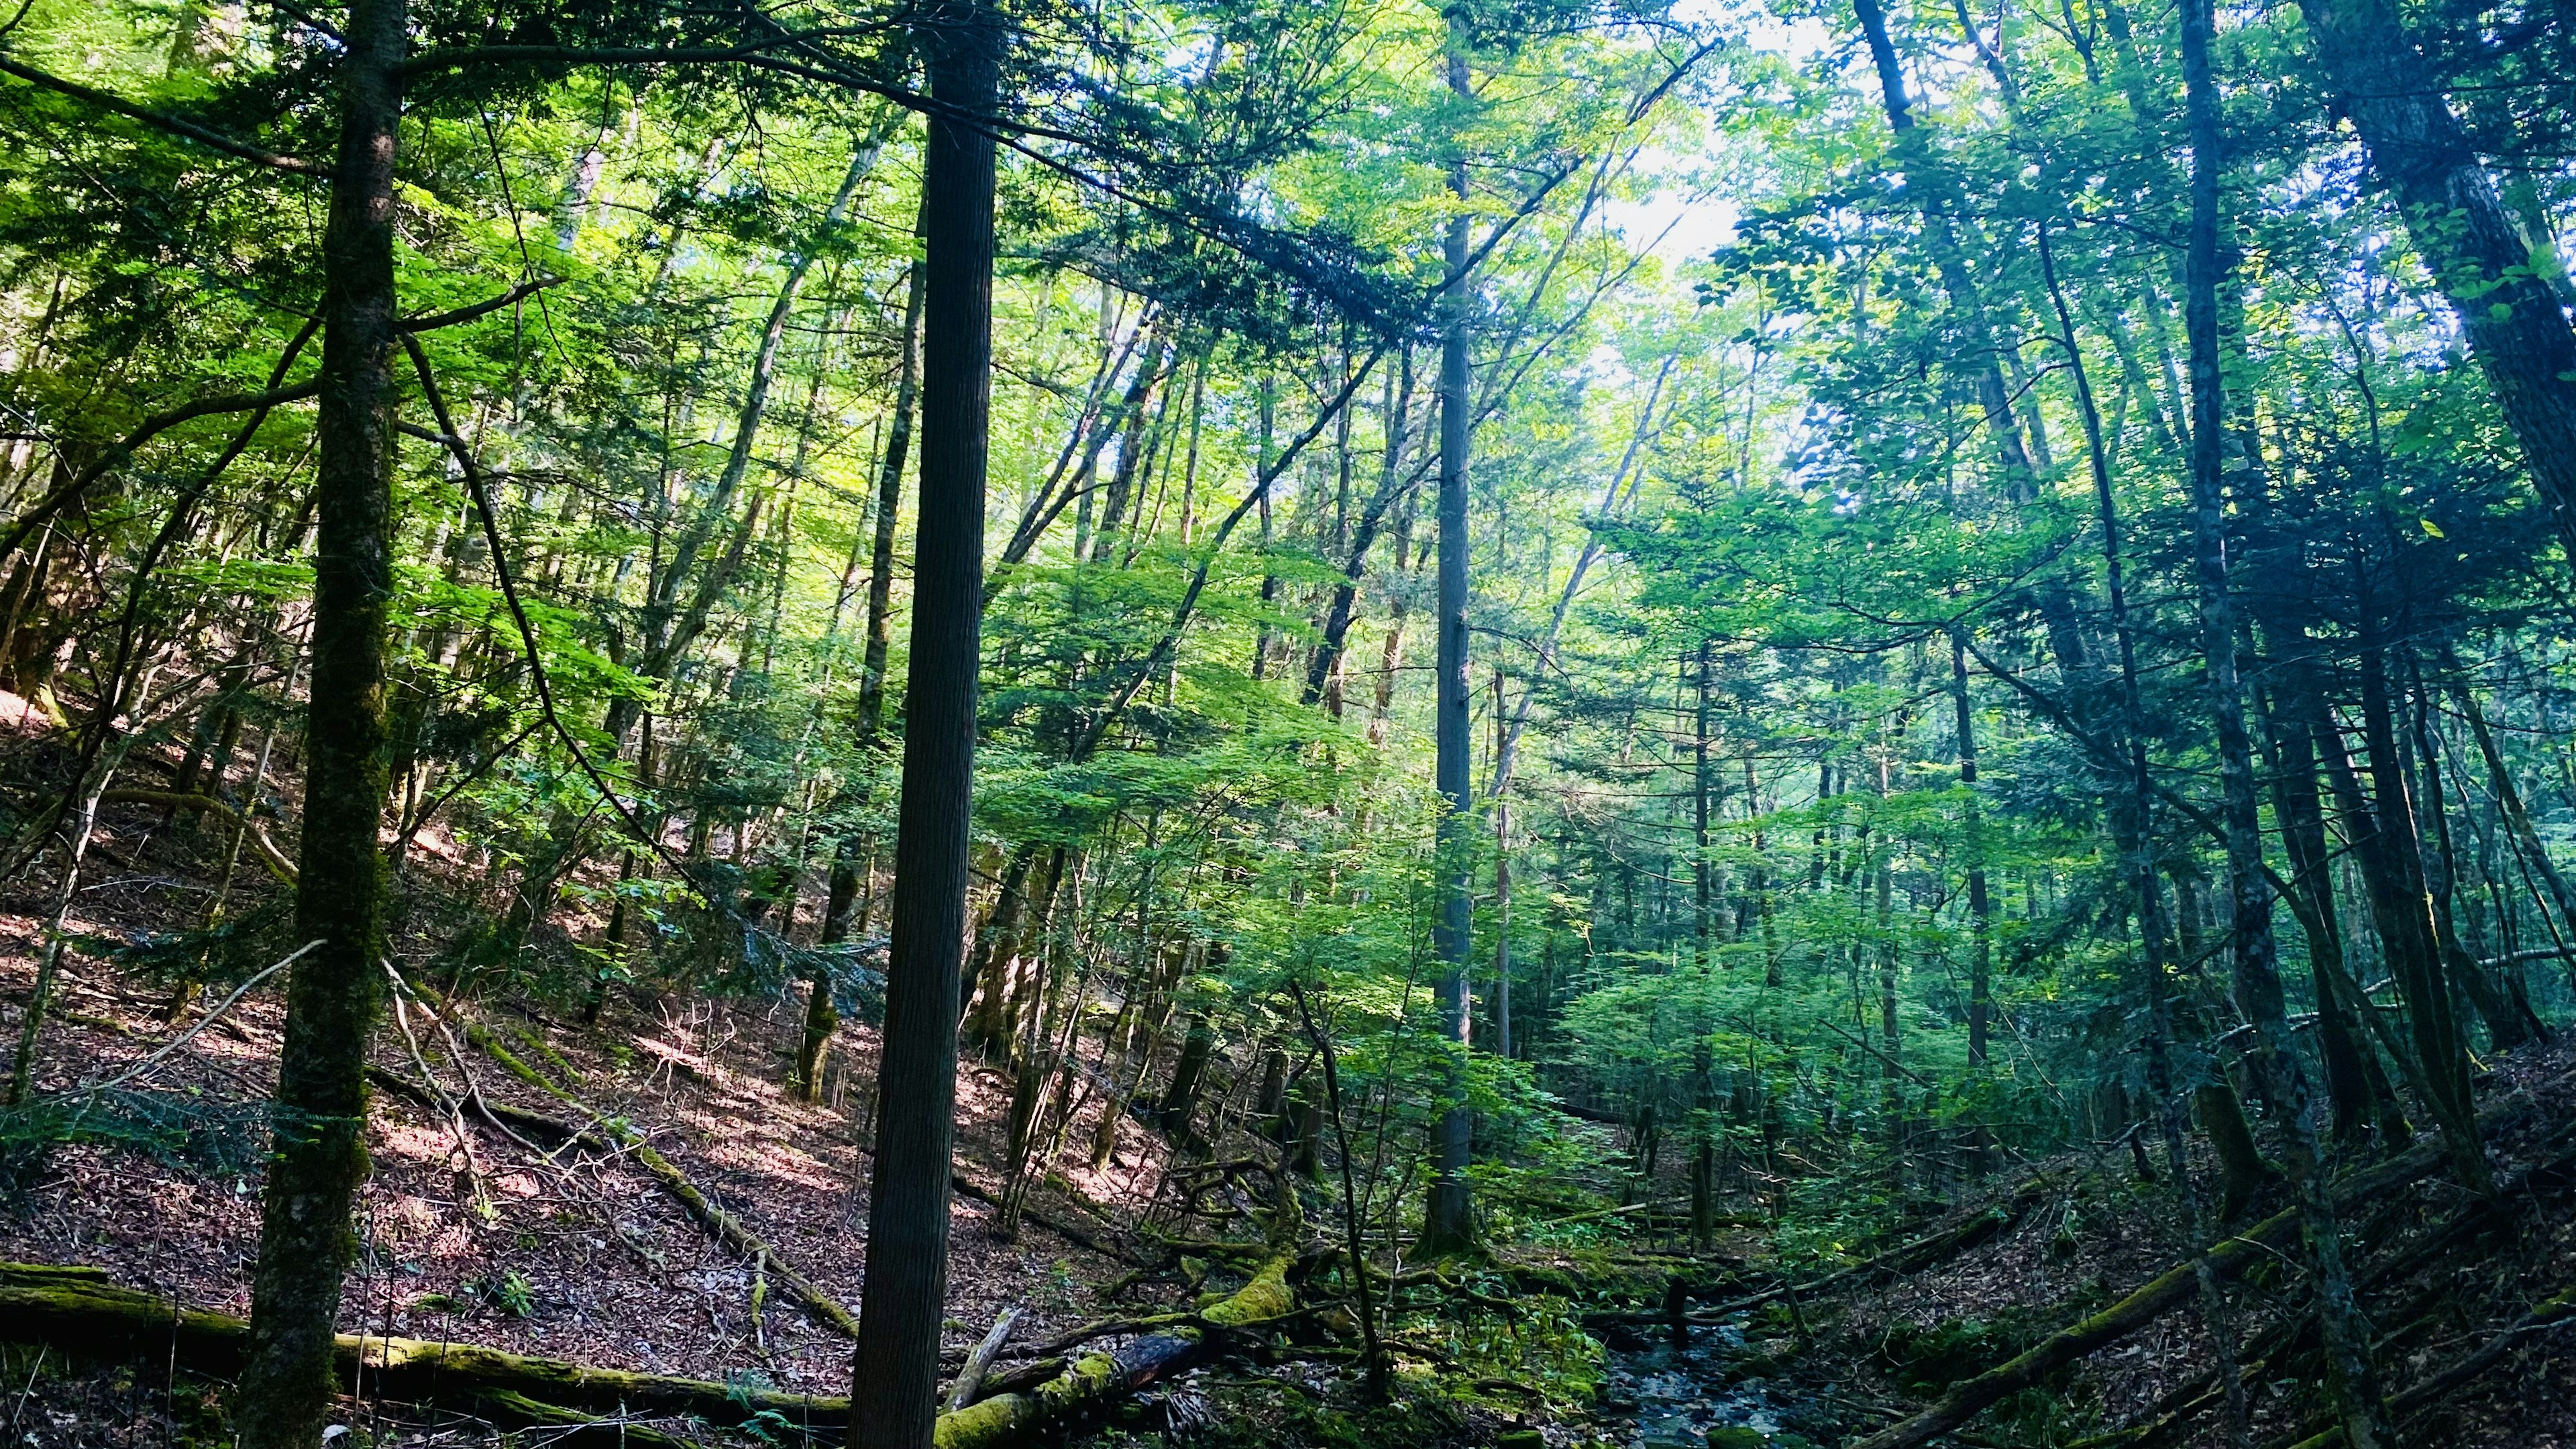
234,0,402,1442
849,1,1001,1442
2178,0,2388,1436
2303,0,2576,570
1421,9,1479,1257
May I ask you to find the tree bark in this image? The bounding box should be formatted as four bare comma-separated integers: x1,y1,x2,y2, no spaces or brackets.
1420,18,1477,1258
2179,0,2390,1431
1946,629,1992,1068
234,3,402,1443
851,2,1000,1441
2302,0,2576,569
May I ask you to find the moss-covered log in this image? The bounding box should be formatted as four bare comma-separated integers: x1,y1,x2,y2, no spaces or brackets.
1847,1108,2508,1449
932,1252,1294,1449
0,1263,847,1432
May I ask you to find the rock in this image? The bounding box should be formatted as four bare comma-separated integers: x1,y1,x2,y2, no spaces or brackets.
1705,1430,1766,1449
1498,1432,1545,1449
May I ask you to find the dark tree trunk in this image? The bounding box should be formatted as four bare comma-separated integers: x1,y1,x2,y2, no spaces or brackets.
1302,349,1412,706
1947,629,1992,1067
2303,0,2576,568
2404,666,2543,1051
803,179,926,1099
2178,0,2389,1428
1851,0,2039,496
1155,1015,1215,1142
2322,641,2491,1194
1420,21,1477,1258
849,3,1000,1442
234,2,402,1444
1693,643,1713,970
2453,680,2576,967
2255,673,2396,1150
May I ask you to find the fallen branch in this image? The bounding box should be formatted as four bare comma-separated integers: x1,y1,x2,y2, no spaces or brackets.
946,1169,1142,1263
2261,1287,2576,1449
1847,1114,2502,1449
73,940,319,1096
1589,1179,2049,1328
941,1305,1022,1412
440,1022,866,1340
933,1252,1295,1448
97,791,298,886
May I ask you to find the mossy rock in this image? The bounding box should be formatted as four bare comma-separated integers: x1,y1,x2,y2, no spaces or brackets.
1707,1428,1767,1449
1497,1431,1545,1449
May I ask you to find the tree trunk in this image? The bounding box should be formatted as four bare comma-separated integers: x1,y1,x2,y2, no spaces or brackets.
1693,642,1713,971
1946,629,1992,1068
234,3,402,1443
1155,1015,1216,1142
803,175,925,1100
849,3,1000,1442
1492,671,1513,1060
2178,0,2390,1424
2255,672,2398,1150
2453,678,2576,972
2302,0,2576,568
1420,18,1477,1259
2320,647,2491,1193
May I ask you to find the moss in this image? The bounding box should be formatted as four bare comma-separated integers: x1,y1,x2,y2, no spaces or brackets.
1876,1307,2053,1395
932,1392,1036,1449
1707,1430,1767,1449
1203,1254,1293,1328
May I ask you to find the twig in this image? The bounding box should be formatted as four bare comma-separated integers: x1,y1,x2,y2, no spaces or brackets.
72,939,321,1095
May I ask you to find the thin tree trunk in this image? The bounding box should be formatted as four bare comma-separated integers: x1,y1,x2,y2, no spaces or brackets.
2035,214,2251,1448
850,3,1000,1441
2454,678,2576,966
1947,629,1992,1069
1419,18,1477,1258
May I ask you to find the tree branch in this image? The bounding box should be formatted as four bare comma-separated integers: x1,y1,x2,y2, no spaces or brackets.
0,55,322,174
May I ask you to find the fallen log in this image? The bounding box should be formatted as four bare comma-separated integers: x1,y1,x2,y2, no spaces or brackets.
1589,1177,2051,1328
370,1049,863,1340
0,1262,846,1433
2259,1285,2576,1449
933,1251,1295,1449
2073,1130,2576,1449
1845,1108,2510,1449
448,1020,870,1340
0,1257,1308,1446
99,790,299,886
945,1169,1144,1264
943,1305,1022,1412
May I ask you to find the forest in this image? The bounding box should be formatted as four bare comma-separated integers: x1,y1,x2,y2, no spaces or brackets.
1,0,2575,1444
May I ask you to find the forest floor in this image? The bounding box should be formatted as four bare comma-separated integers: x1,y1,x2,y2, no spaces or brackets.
1582,1033,2576,1449
1,784,2574,1445
0,784,1213,1444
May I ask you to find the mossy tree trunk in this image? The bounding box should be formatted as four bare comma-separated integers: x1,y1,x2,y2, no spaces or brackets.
234,3,402,1444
